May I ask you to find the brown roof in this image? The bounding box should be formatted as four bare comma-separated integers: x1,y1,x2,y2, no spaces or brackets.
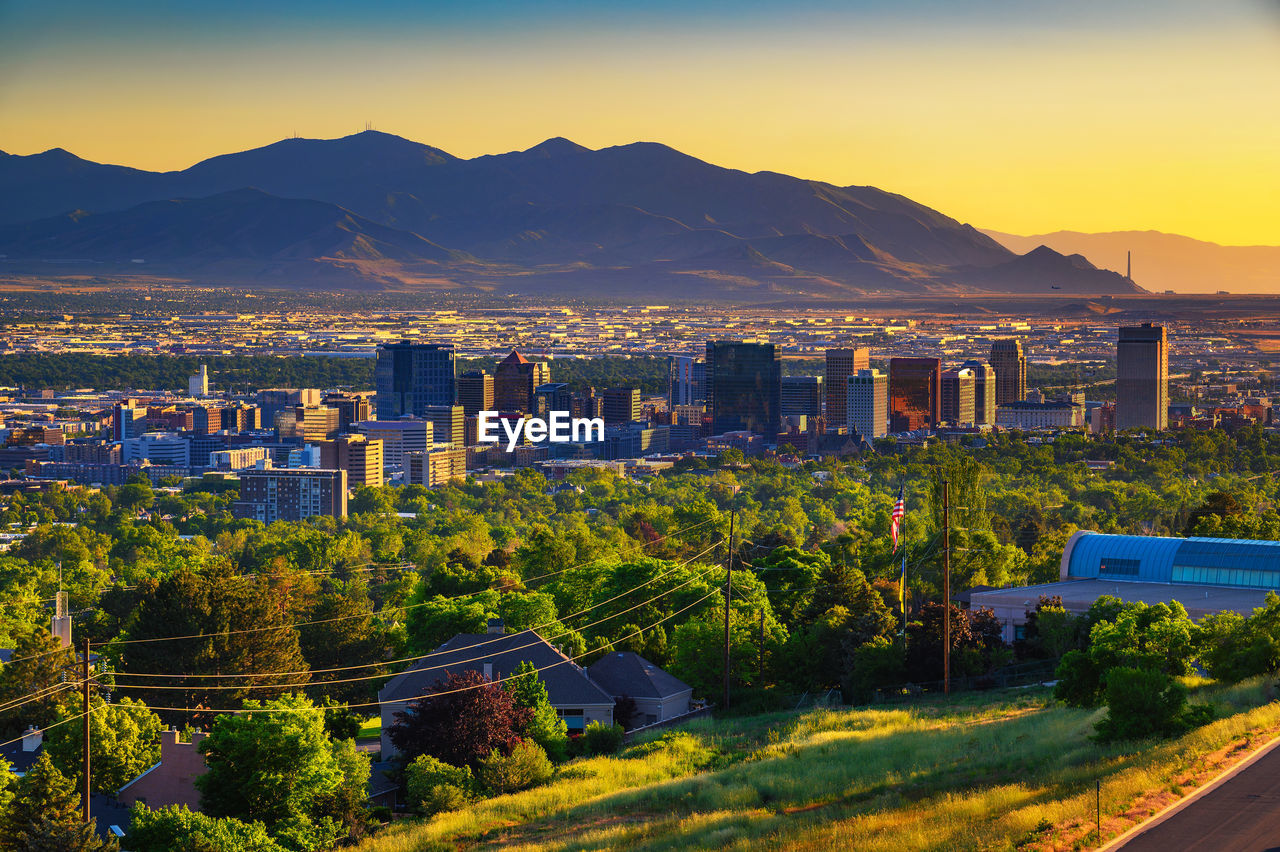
500,350,530,365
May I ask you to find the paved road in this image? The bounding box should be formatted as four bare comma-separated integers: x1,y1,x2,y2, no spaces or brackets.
1119,741,1280,851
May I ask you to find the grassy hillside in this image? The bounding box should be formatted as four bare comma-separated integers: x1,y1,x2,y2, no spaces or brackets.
355,679,1280,852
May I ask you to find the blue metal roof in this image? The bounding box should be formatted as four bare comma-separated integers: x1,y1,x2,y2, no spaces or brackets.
1066,532,1280,590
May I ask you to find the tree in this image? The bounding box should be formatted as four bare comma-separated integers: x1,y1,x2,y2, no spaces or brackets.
0,630,76,737
119,563,311,720
504,661,568,762
387,669,532,769
127,805,287,852
297,579,387,705
45,696,162,794
196,694,368,851
1093,667,1210,743
0,752,116,852
115,482,155,513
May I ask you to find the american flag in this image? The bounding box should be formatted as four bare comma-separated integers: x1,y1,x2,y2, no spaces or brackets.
890,487,905,552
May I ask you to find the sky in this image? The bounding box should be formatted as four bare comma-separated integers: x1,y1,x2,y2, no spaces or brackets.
1,0,1278,246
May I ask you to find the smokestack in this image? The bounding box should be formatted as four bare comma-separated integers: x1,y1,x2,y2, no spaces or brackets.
1126,250,1131,281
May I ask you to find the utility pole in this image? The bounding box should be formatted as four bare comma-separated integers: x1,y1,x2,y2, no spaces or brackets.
82,635,91,825
723,503,737,713
942,479,951,695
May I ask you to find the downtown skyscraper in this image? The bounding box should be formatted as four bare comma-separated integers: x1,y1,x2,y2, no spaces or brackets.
706,341,781,436
989,339,1026,405
1116,323,1169,430
374,341,457,420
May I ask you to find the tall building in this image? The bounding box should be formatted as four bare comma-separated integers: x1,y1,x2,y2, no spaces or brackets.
325,433,384,489
405,447,467,487
1116,323,1169,430
705,341,781,436
535,383,574,416
374,341,457,420
257,389,320,428
355,420,432,469
888,358,941,432
781,376,823,419
602,388,641,424
940,367,976,426
113,402,147,442
424,404,465,447
458,370,495,416
825,348,870,426
323,392,373,434
669,356,706,407
493,350,551,414
283,404,340,444
188,364,209,398
962,360,997,426
233,468,347,522
846,369,887,440
989,339,1026,405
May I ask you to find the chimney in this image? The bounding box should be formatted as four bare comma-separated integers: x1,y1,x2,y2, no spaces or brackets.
486,618,504,635
483,662,494,681
22,725,43,752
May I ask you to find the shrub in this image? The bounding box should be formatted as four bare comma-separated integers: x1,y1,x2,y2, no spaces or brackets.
580,721,625,756
404,755,478,816
128,804,287,852
1054,649,1103,707
477,739,554,794
1093,666,1214,743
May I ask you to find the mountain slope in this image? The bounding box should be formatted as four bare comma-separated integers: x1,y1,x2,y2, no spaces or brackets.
0,188,463,263
0,133,1144,298
983,229,1280,294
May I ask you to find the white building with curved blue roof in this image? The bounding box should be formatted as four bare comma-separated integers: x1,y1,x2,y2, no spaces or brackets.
969,531,1280,643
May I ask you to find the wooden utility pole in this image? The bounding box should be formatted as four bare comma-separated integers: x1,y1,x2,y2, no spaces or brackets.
723,504,737,712
942,479,951,695
82,635,91,825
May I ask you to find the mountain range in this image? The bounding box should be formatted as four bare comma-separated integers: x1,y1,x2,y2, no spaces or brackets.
0,131,1142,299
983,229,1280,295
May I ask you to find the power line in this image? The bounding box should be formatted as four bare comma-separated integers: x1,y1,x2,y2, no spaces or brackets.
0,682,76,715
0,708,90,753
97,516,718,649
109,586,723,715
109,556,722,692
110,539,722,681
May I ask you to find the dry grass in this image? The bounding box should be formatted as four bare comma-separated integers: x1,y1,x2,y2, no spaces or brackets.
354,678,1280,852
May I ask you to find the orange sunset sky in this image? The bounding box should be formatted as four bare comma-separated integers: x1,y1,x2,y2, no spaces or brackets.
1,0,1277,246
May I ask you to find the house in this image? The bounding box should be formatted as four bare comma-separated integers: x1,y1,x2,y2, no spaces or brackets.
377,621,615,757
587,652,694,729
118,728,208,810
0,726,47,777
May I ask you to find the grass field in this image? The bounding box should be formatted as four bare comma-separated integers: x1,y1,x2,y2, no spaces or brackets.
354,678,1280,852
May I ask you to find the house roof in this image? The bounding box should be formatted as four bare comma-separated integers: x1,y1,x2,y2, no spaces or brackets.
587,652,692,700
378,630,614,708
0,739,42,774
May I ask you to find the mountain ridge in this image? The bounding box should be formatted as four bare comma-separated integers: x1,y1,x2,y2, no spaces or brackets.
983,228,1280,294
0,132,1143,299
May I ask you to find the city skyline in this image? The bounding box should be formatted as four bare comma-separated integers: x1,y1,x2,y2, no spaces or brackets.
2,1,1278,247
